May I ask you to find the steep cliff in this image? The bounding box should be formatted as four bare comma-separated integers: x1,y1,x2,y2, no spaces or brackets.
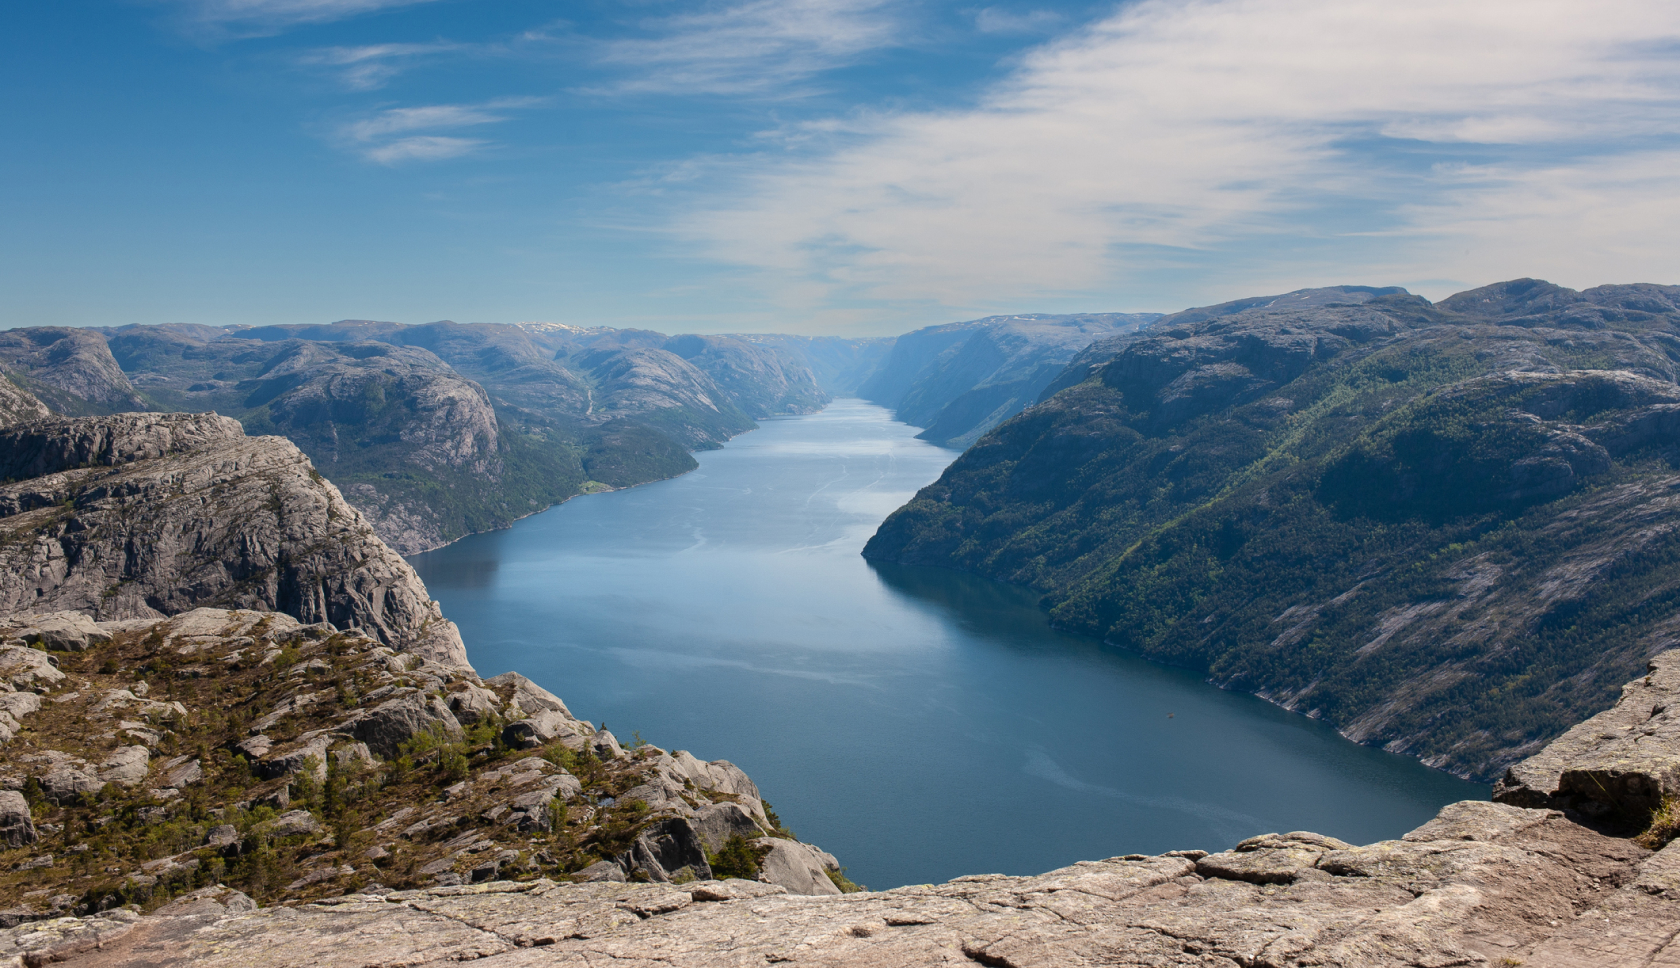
0,400,466,666
859,312,1161,448
661,335,828,419
867,279,1680,780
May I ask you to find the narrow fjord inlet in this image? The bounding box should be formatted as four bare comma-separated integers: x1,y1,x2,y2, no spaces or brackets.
411,399,1485,889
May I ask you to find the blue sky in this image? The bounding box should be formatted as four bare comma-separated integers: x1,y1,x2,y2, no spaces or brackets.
3,0,1679,335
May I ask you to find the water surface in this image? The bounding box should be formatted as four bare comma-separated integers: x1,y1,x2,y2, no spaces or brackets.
411,399,1486,889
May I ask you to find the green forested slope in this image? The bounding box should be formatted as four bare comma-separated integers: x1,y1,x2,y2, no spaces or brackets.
865,280,1680,780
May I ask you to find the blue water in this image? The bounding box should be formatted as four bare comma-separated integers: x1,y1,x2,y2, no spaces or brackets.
410,399,1487,889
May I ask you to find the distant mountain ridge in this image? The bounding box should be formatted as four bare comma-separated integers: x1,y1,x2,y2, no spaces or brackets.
0,321,847,553
0,311,1157,551
858,312,1162,448
865,278,1680,781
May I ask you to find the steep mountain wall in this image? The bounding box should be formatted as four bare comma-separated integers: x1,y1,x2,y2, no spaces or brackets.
859,312,1161,448
866,280,1680,780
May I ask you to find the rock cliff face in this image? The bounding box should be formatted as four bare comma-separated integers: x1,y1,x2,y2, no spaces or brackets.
866,279,1680,780
0,401,466,666
13,648,1680,966
860,312,1161,448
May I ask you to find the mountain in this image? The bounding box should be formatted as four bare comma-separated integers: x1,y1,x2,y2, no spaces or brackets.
0,386,846,914
858,312,1162,448
0,321,863,553
865,279,1680,781
5,348,1680,965
0,404,467,666
731,334,895,396
0,327,145,415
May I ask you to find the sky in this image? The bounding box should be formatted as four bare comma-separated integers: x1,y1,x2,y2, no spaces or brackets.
3,0,1679,336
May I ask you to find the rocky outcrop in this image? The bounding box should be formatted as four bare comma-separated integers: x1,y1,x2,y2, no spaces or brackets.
0,410,466,665
18,643,1680,966
13,805,1665,966
1495,648,1680,826
0,605,834,916
0,378,50,428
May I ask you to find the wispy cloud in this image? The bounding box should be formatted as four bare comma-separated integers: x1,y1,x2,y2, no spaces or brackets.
297,42,461,90
973,7,1062,35
160,0,441,36
592,0,904,96
336,99,540,165
672,0,1680,311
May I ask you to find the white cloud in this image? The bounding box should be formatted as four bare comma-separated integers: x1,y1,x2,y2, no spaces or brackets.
592,0,903,95
363,136,485,164
673,0,1680,311
297,42,461,90
973,7,1062,35
337,99,538,164
162,0,440,35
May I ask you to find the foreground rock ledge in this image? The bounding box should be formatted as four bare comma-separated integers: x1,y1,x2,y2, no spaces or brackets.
9,798,1673,967
24,648,1680,966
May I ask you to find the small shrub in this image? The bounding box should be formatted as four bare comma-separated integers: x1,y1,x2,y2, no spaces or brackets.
826,868,865,893
1639,795,1680,850
707,836,769,880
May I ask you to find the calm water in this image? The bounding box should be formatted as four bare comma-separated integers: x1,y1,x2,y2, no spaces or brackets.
411,399,1486,889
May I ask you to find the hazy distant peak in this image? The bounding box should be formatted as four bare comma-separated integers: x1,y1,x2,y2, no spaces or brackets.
1152,285,1411,330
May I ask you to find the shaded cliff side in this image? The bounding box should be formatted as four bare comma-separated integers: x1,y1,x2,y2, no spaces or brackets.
860,312,1161,448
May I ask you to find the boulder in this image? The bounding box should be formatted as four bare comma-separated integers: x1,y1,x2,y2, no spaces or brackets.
0,790,36,846
0,645,65,690
591,730,625,760
347,692,463,760
37,765,102,803
96,746,150,787
754,838,841,896
159,756,202,789
691,802,765,853
445,683,500,726
502,709,588,751
233,735,272,760
575,860,627,883
204,825,239,849
485,672,575,720
152,886,256,917
5,612,111,652
256,736,330,782
257,810,321,839
332,742,376,772
625,818,712,883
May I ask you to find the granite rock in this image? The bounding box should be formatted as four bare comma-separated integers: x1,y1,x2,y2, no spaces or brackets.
0,415,467,667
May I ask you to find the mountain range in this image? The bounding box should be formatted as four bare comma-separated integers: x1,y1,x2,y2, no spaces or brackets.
866,279,1680,781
